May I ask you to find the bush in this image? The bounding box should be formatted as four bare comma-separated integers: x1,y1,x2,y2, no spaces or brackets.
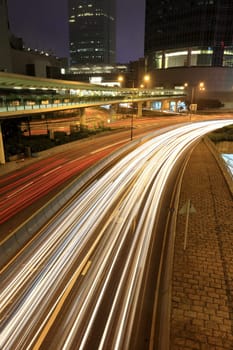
208,126,233,142
23,135,54,152
196,98,224,110
4,124,114,161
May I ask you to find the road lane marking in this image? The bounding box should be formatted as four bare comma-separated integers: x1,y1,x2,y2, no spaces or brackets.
33,225,107,349
33,266,82,350
68,155,86,163
42,166,62,176
6,181,34,198
90,140,127,154
81,260,92,276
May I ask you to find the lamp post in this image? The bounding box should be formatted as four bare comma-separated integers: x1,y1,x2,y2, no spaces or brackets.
143,74,151,111
143,74,150,89
41,114,49,134
184,81,205,112
130,91,134,141
199,81,205,92
118,75,124,87
130,111,133,140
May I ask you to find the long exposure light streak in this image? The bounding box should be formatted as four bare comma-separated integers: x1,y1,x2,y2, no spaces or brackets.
1,120,232,349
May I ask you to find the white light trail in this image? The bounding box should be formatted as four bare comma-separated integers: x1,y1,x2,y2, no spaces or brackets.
0,120,232,349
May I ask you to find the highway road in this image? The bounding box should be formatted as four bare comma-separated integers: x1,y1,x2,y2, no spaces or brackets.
0,141,126,225
0,114,187,238
1,113,232,236
0,119,233,350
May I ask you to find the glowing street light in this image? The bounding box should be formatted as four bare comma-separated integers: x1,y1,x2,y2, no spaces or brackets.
199,81,205,91
143,74,150,88
184,81,206,104
118,75,124,87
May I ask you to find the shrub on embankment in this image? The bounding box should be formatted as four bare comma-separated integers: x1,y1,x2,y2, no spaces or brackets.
208,125,233,143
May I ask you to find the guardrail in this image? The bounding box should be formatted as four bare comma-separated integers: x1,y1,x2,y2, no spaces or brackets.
204,136,233,196
0,90,186,115
0,97,122,113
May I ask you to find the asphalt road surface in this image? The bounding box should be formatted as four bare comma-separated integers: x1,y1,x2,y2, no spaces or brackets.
1,120,233,350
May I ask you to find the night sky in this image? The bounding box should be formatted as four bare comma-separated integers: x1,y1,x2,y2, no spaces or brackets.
7,0,145,63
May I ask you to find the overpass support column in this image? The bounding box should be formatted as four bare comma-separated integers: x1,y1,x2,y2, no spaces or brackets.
162,51,166,69
187,48,192,66
110,104,118,120
137,101,143,117
80,107,86,130
161,99,170,111
0,123,5,164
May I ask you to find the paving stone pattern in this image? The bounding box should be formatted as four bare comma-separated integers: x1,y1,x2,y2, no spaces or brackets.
170,141,233,350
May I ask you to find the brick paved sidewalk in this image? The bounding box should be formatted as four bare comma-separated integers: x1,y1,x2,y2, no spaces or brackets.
170,141,233,350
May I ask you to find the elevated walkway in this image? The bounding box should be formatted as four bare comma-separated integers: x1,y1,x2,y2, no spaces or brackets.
0,72,185,164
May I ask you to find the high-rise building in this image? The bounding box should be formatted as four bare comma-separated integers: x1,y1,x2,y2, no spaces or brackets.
144,0,233,105
68,0,116,66
145,0,233,70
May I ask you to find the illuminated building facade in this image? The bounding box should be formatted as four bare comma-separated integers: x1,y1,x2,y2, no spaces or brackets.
68,0,116,65
144,0,233,106
145,0,233,70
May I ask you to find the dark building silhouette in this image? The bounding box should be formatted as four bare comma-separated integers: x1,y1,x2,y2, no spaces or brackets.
144,0,233,107
145,0,233,70
0,0,66,77
68,0,116,65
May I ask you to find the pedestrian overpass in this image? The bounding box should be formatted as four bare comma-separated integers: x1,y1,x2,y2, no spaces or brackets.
0,72,186,164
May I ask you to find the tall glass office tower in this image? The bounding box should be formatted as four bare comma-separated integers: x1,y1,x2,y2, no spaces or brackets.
68,0,116,66
145,0,233,70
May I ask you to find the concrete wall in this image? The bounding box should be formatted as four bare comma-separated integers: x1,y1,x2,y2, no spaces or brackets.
11,49,64,78
152,67,233,106
154,67,233,92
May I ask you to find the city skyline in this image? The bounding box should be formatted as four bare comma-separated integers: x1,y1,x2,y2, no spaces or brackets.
7,0,145,63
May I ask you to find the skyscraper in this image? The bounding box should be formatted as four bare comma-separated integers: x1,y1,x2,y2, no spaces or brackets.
144,0,233,105
68,0,116,66
145,0,233,70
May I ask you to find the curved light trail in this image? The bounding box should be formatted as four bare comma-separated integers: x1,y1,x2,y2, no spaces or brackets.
0,120,232,349
0,142,126,225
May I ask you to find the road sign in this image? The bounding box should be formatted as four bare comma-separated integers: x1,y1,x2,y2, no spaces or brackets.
179,200,196,214
179,200,196,250
189,104,197,112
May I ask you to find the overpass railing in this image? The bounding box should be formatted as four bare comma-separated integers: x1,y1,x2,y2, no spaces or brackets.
0,90,186,114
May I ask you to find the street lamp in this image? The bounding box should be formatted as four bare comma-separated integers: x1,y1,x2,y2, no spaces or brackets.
117,75,124,87
184,81,205,107
130,92,134,141
143,74,150,88
199,81,205,91
41,114,49,134
130,112,133,140
184,82,195,104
